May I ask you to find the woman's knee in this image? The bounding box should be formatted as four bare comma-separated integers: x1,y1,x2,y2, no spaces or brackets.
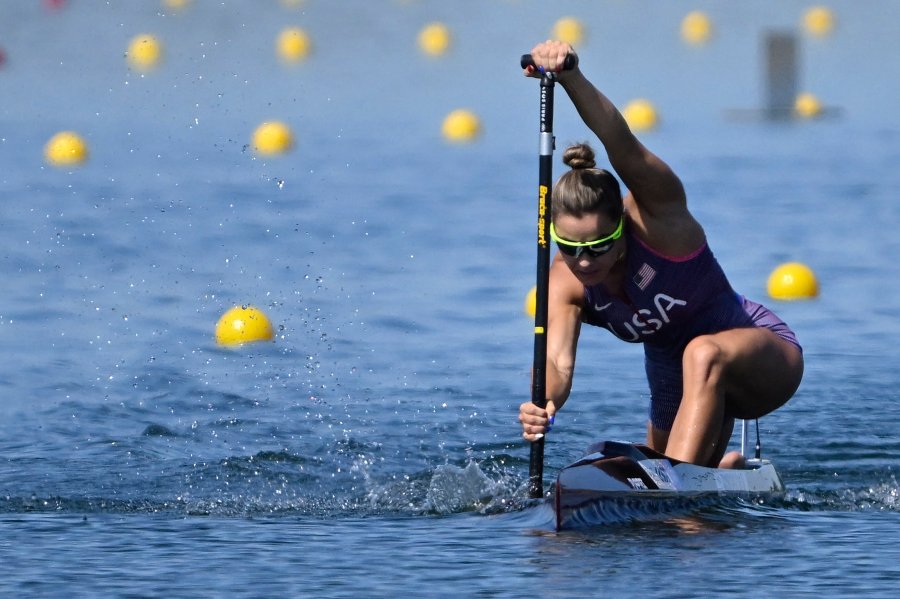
682,335,727,380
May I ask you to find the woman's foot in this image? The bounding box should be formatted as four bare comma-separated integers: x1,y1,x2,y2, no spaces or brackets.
717,451,746,469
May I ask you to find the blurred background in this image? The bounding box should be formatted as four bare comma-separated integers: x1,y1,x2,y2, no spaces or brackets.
1,0,895,154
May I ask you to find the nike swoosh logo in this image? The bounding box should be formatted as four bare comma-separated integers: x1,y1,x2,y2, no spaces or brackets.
593,302,612,311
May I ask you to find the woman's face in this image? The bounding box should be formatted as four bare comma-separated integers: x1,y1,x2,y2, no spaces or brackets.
552,211,624,286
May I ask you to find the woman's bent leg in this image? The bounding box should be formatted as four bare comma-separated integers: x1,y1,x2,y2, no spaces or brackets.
664,328,803,466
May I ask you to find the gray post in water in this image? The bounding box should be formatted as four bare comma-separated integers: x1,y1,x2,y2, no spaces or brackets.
764,31,798,119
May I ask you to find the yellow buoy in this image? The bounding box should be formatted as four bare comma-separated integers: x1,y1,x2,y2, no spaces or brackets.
441,109,481,143
126,33,163,71
767,262,819,300
680,11,713,46
277,27,312,63
215,305,275,346
252,121,294,156
552,17,585,46
795,92,823,119
162,0,191,11
803,6,836,38
622,99,658,132
44,131,89,167
524,286,537,318
418,22,451,56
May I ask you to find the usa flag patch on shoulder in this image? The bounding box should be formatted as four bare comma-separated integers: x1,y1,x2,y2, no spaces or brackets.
633,263,656,290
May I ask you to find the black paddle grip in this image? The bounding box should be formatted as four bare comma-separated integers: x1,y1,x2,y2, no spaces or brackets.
520,53,578,72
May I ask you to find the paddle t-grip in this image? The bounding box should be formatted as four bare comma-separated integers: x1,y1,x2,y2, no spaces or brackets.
520,53,578,72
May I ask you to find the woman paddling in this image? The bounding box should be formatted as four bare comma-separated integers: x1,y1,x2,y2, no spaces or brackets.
517,41,804,468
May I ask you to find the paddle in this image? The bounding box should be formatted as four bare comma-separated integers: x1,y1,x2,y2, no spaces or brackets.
521,52,577,499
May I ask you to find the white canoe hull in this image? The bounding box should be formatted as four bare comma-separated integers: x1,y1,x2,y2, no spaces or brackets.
554,441,784,529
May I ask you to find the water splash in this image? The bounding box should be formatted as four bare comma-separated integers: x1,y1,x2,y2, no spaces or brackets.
424,461,498,514
788,475,900,512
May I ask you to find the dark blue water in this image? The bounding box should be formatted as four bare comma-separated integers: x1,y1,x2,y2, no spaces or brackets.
2,1,899,596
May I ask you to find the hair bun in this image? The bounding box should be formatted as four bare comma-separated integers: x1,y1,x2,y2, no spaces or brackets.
562,143,596,170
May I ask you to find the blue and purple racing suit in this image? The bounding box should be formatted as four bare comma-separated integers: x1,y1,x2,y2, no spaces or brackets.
581,227,801,431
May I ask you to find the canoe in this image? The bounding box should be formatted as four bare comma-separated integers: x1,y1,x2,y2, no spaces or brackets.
554,440,784,529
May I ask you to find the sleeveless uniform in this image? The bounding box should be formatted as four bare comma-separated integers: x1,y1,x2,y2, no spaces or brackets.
581,227,801,431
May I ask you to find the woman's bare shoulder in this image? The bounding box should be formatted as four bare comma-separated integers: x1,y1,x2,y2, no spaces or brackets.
625,196,706,257
549,255,586,306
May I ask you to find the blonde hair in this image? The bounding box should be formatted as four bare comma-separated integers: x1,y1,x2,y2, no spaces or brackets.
552,143,623,221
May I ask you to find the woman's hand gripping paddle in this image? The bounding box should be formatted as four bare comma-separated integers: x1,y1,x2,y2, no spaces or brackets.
521,52,577,499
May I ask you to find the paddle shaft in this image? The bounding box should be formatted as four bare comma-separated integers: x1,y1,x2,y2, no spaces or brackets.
522,53,576,499
527,72,553,499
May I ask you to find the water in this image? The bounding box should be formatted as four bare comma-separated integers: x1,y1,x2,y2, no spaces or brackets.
2,1,899,596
